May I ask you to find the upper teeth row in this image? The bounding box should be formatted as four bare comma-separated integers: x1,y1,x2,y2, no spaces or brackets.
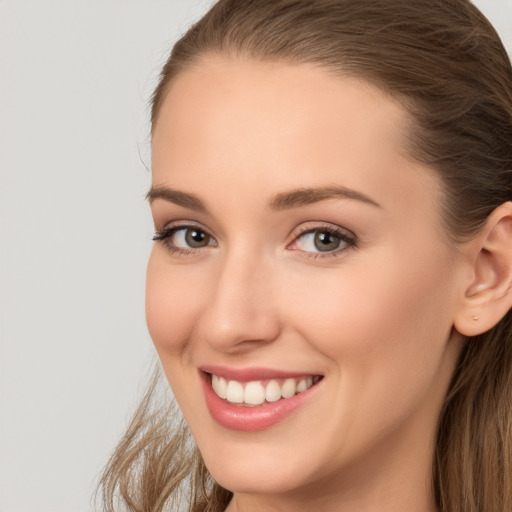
211,374,318,405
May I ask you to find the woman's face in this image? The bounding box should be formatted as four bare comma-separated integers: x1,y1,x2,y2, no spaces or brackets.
147,57,465,503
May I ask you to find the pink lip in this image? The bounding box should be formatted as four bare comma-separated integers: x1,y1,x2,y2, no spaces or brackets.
199,368,322,432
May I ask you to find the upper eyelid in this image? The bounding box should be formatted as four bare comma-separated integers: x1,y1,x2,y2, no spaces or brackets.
156,221,354,237
288,222,356,240
157,219,208,230
155,220,216,238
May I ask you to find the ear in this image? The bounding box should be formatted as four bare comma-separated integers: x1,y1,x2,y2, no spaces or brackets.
454,201,512,337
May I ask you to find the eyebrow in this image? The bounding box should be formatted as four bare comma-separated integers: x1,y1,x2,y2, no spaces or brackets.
146,186,208,213
268,185,381,210
146,184,381,212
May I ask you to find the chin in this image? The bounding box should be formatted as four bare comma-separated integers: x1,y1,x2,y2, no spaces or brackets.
198,441,319,496
209,465,304,495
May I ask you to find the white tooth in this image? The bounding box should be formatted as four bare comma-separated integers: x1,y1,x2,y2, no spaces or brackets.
265,380,281,402
281,378,296,398
226,380,244,403
212,374,220,394
244,381,266,405
211,375,228,399
306,376,313,388
297,378,308,393
217,376,227,399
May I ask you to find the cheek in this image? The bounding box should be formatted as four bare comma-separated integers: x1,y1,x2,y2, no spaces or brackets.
145,250,209,427
287,245,458,408
145,249,206,356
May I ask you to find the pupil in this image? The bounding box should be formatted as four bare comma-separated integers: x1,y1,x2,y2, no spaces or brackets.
314,231,340,252
186,229,209,248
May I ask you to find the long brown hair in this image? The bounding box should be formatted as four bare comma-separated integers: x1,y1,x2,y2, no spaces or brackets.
98,1,512,511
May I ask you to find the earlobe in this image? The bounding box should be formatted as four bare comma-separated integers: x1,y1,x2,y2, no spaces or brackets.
454,201,512,337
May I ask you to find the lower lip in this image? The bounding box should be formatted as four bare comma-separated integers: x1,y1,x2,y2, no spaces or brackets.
201,372,321,432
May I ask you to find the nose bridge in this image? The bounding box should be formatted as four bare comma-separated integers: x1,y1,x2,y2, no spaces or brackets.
199,246,280,351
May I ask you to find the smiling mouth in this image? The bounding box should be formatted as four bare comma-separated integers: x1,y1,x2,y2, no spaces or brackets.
209,373,323,406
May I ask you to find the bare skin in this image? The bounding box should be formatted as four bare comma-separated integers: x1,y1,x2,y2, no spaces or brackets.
147,56,512,512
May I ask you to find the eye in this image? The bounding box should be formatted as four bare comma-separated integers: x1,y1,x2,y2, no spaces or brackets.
174,227,213,248
288,226,356,256
153,225,217,253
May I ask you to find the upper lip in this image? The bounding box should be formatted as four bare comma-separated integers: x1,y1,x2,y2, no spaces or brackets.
200,365,322,382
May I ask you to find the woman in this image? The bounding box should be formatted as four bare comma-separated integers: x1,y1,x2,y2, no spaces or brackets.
99,1,512,511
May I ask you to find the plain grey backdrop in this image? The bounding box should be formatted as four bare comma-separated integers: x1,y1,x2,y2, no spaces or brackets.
0,1,511,511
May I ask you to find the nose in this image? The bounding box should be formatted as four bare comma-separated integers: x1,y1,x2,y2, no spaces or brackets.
197,251,282,354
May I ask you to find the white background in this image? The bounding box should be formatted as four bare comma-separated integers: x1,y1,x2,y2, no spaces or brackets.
0,1,511,511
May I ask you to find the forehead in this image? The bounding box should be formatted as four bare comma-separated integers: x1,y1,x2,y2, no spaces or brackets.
151,56,442,226
152,56,409,162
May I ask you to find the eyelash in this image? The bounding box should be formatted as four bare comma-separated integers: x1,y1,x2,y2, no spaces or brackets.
152,223,212,256
152,223,357,260
289,225,357,260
